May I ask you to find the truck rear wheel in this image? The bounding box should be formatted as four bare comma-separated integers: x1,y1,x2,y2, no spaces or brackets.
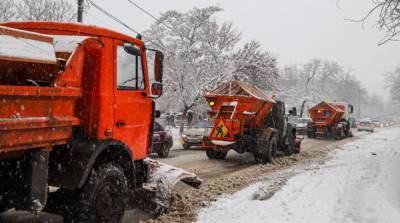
183,143,191,150
206,150,227,160
51,163,128,223
255,136,277,164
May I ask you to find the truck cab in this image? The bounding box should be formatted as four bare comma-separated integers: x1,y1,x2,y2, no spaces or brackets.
0,22,167,222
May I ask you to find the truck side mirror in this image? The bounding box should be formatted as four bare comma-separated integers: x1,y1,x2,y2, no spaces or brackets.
123,43,141,56
290,107,297,116
349,105,354,114
154,110,161,118
154,51,164,82
150,82,163,98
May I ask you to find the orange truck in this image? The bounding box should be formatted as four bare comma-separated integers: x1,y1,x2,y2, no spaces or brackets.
204,81,301,164
306,101,354,139
0,22,201,222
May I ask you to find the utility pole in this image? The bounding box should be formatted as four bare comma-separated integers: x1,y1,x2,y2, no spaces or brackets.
77,0,84,23
358,86,361,119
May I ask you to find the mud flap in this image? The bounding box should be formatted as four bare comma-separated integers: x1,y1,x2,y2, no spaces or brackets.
138,158,202,216
294,137,304,153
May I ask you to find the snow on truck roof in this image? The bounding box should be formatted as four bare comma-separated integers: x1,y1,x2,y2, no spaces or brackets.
0,21,144,45
207,80,274,102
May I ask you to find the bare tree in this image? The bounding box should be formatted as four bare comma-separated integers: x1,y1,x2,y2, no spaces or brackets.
145,6,278,133
386,65,400,102
231,40,279,91
145,7,238,133
278,59,373,118
0,0,16,22
17,0,77,22
354,0,400,45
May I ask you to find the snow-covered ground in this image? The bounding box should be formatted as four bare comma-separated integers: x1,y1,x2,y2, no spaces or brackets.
197,127,400,223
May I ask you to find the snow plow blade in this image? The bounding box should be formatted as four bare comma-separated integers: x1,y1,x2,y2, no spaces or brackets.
137,158,202,216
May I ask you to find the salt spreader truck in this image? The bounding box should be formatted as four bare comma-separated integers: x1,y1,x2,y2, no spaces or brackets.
306,101,354,139
204,81,301,164
0,22,201,222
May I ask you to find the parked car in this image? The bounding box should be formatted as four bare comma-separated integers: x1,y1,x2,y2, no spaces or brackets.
152,121,173,158
358,120,374,132
182,120,213,149
372,119,383,128
295,117,312,135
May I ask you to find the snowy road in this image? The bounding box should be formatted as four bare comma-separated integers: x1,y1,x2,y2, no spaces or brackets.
197,127,400,223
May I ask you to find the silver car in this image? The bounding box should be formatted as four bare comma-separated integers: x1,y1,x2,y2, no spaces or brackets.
182,121,213,149
358,120,374,132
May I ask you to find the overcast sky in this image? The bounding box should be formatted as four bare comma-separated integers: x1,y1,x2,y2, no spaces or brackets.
85,0,400,98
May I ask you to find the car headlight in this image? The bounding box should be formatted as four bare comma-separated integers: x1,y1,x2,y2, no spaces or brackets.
182,134,187,138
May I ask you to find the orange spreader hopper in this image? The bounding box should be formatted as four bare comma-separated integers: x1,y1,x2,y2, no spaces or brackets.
205,80,274,143
307,101,354,139
203,80,301,163
308,101,345,127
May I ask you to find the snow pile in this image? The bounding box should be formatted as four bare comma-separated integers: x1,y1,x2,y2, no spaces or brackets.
197,128,400,223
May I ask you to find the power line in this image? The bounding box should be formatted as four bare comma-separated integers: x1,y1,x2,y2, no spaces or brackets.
126,0,159,23
86,0,176,55
86,0,140,34
123,0,177,54
125,0,175,32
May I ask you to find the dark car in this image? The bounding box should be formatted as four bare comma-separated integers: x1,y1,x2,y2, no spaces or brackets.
151,121,173,158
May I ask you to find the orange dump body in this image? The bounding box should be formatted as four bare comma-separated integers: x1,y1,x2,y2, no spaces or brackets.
205,81,274,142
308,101,345,133
0,25,83,154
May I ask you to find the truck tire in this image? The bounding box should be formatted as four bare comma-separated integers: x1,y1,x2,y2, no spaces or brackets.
335,128,344,140
284,143,294,156
183,143,190,150
255,136,277,164
157,144,170,158
206,150,227,160
307,130,316,138
55,163,127,223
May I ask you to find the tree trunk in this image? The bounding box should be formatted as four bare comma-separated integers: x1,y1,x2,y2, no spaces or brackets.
179,105,189,134
300,100,307,118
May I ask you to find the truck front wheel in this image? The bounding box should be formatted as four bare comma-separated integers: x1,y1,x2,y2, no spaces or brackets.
335,128,344,140
72,163,127,223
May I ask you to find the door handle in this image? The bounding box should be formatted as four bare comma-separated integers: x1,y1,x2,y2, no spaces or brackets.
116,121,126,127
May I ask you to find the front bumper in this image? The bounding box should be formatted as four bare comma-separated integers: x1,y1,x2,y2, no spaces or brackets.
296,127,307,134
182,136,203,144
358,127,373,131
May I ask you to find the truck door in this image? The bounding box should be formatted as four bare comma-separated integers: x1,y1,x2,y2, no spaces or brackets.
113,40,152,160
